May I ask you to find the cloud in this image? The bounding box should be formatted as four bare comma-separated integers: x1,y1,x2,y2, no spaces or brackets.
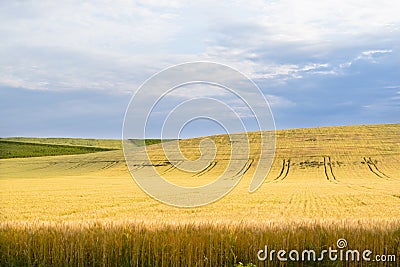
340,49,394,69
1,0,400,94
356,50,393,62
201,0,400,55
253,63,334,80
1,0,399,137
0,0,182,93
167,84,229,99
385,85,400,89
360,50,393,56
265,94,295,109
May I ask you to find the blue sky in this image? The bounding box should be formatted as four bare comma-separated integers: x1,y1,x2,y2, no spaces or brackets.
0,0,399,138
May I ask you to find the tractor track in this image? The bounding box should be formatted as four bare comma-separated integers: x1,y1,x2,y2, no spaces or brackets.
101,161,119,169
67,161,87,170
193,161,217,177
130,164,145,171
274,159,286,180
363,157,390,179
162,161,183,174
233,159,254,178
273,159,290,182
241,159,254,176
323,156,337,182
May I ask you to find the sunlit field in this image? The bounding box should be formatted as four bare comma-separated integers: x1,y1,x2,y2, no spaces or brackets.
1,124,399,266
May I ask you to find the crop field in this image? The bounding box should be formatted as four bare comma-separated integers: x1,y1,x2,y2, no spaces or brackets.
0,137,168,150
0,140,115,159
0,124,399,266
0,137,123,149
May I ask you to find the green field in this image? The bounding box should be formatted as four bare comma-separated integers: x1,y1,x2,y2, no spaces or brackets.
0,138,171,159
1,137,170,150
1,124,399,266
0,140,115,159
1,137,123,149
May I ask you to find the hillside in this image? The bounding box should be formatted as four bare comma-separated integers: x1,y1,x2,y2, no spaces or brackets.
0,137,122,150
0,123,399,223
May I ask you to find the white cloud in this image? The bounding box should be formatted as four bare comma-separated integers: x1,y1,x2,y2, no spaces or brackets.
265,94,295,108
167,83,229,98
340,49,393,69
0,0,399,93
251,63,335,80
384,85,400,89
361,50,393,56
356,50,393,62
232,0,400,43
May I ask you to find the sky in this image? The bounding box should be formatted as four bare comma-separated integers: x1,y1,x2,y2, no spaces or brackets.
0,0,399,138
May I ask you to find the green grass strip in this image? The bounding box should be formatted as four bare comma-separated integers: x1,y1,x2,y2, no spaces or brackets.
0,140,114,159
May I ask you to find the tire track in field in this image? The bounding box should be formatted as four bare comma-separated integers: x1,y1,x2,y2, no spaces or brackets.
30,160,119,171
232,159,254,179
101,161,119,169
193,161,217,177
273,159,290,182
363,157,390,179
242,159,254,176
129,164,145,172
274,159,286,180
162,161,183,174
130,161,170,172
66,161,87,170
323,156,337,183
69,160,107,170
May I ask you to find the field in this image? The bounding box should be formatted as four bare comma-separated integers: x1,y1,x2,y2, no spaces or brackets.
0,140,115,159
0,137,168,150
1,124,399,266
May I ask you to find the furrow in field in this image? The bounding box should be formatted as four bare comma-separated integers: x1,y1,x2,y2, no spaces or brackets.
323,156,330,181
363,157,389,180
193,161,217,177
129,164,144,172
233,159,254,179
162,161,182,174
273,159,290,182
323,156,337,183
282,159,290,180
101,161,119,169
274,159,286,181
327,157,337,181
241,158,254,176
367,157,390,179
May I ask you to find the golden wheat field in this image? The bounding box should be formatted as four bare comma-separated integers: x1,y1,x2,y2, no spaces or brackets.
1,124,399,266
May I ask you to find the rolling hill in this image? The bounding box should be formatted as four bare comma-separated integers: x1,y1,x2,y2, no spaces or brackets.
1,123,399,266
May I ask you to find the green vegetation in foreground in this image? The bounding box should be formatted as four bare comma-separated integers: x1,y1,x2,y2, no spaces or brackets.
0,140,114,159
